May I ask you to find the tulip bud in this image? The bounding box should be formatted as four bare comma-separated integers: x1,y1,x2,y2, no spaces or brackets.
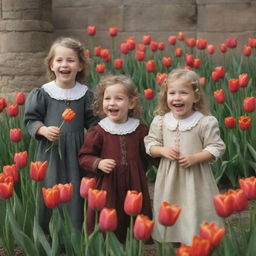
134,214,154,241
42,185,61,208
3,164,19,183
7,103,19,117
99,208,117,232
10,128,22,142
158,201,181,226
15,92,26,105
88,189,107,211
238,116,251,130
124,190,142,216
30,161,48,181
243,97,256,113
0,182,14,199
224,117,236,129
80,177,96,198
144,89,154,100
14,151,28,169
87,26,96,36
108,27,118,37
57,183,73,203
0,97,7,112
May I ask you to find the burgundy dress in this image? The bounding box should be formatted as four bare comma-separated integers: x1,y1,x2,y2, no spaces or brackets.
79,117,154,242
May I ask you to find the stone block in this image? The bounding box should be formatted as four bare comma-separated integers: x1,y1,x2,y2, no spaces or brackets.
53,0,121,8
2,0,41,10
196,0,250,3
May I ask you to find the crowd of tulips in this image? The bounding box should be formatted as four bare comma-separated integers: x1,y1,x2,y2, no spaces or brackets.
1,25,256,255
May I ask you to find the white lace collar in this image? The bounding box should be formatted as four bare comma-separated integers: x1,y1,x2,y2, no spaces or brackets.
164,111,203,131
99,117,140,135
42,81,88,100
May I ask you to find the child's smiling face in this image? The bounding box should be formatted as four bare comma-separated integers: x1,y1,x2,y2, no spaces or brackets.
103,83,134,123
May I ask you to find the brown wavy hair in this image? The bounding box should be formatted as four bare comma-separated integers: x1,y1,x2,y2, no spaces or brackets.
93,74,142,119
44,37,89,84
155,68,210,115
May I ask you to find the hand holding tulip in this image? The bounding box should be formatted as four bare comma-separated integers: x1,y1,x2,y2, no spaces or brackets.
38,126,60,142
98,159,116,173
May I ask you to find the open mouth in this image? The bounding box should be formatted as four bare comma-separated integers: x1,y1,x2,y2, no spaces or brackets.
173,103,184,108
60,70,71,74
109,109,119,113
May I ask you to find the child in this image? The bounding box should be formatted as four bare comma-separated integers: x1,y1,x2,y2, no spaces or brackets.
144,68,225,245
78,74,155,242
24,37,99,230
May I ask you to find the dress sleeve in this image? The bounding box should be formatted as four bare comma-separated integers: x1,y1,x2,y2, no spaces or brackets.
200,116,226,161
24,88,47,140
78,126,103,173
144,115,164,156
84,89,99,129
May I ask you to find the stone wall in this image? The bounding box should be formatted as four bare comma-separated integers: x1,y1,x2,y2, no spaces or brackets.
1,0,256,98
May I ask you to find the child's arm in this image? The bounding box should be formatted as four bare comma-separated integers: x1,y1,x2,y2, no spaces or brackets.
37,126,60,142
178,151,213,168
150,145,179,161
97,159,116,174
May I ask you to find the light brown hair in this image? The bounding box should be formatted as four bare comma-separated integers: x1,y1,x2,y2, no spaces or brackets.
44,37,89,84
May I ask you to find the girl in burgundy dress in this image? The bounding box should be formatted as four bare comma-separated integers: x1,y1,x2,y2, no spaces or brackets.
79,74,155,242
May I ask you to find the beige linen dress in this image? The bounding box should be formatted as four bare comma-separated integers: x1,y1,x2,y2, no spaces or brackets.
144,111,225,245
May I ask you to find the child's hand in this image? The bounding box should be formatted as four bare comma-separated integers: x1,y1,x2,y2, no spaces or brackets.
38,126,60,142
160,146,180,161
98,159,116,174
178,154,196,168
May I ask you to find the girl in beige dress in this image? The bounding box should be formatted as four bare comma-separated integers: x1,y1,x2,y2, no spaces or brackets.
144,69,225,245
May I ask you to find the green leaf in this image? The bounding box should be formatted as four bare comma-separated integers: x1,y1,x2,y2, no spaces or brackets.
108,232,125,256
248,143,256,162
87,229,105,256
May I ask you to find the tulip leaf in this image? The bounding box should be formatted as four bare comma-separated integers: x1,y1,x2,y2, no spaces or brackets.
87,229,105,256
248,143,256,162
108,232,125,256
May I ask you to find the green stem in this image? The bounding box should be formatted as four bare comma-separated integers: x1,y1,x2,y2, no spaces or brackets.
105,232,109,256
138,240,143,256
83,198,88,245
129,216,134,256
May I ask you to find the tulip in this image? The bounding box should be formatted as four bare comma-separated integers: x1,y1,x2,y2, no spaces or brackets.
214,66,225,79
176,244,191,256
124,190,142,216
238,116,251,130
114,58,123,69
156,73,167,86
144,89,154,100
214,89,225,104
158,42,165,51
100,48,110,58
0,97,7,112
87,26,96,36
174,48,182,57
15,92,26,105
135,50,145,61
243,45,252,56
211,71,220,82
94,46,102,56
224,117,236,129
0,182,14,199
185,37,196,47
120,42,129,54
142,35,151,45
134,214,154,241
239,73,249,87
57,183,74,203
14,151,28,169
248,38,256,48
96,64,105,73
196,38,207,50
162,57,172,68
158,201,181,226
193,58,200,69
219,43,228,53
62,108,76,122
226,37,237,48
199,222,225,249
213,193,234,217
207,44,215,55
199,77,206,86
137,43,146,52
0,173,14,183
229,189,248,212
30,161,48,181
145,60,156,72
126,39,135,51
178,32,184,41
228,79,239,93
243,97,256,113
7,103,19,117
3,164,18,183
99,208,117,232
185,54,194,67
190,236,211,256
239,177,256,200
150,41,158,52
108,27,118,37
88,188,107,211
168,35,176,45
10,128,22,142
42,185,61,208
80,177,96,198
184,66,192,71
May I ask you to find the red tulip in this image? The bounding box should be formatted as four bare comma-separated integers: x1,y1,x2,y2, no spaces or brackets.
238,116,251,130
145,60,156,72
158,42,165,51
224,117,236,129
168,35,176,45
10,128,22,142
190,236,211,256
174,48,182,57
96,64,105,73
239,73,249,87
0,182,14,199
0,97,7,112
199,222,225,250
150,41,158,52
176,245,191,256
243,45,252,56
243,97,256,113
99,208,118,232
87,26,96,36
124,190,142,216
108,27,118,37
214,66,225,79
248,38,256,48
193,58,200,69
196,38,207,50
239,177,256,200
134,214,154,241
120,42,129,54
88,189,107,211
214,89,225,104
228,79,239,93
62,108,76,122
185,37,196,47
7,103,19,117
158,202,181,226
142,35,151,45
126,38,135,51
185,54,194,67
230,189,248,212
94,46,102,56
207,44,215,55
80,177,96,198
0,173,14,183
14,151,28,169
15,92,26,105
162,57,172,68
137,43,146,52
211,71,220,82
156,73,167,86
114,58,123,69
135,50,145,61
30,161,48,181
3,164,18,183
178,32,184,41
42,185,61,208
213,193,234,217
199,77,206,86
100,48,110,58
219,43,228,53
57,183,73,203
226,37,237,48
144,89,154,100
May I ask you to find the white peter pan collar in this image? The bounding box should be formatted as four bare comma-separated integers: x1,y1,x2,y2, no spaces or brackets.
164,111,204,131
99,117,140,135
42,81,88,100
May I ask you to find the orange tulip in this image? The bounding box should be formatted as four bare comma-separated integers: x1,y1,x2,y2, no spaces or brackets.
94,46,102,56
214,89,225,104
14,151,28,169
228,79,239,93
108,27,118,37
0,97,7,112
144,89,154,100
156,73,167,86
88,189,107,211
239,177,256,200
224,117,236,129
99,208,117,232
199,222,225,249
124,190,142,216
176,244,191,256
10,128,22,142
0,173,14,184
7,103,19,117
174,48,182,57
228,189,248,212
243,97,256,113
158,201,181,226
62,108,76,122
239,73,249,87
3,164,19,183
15,92,26,105
114,58,123,69
190,236,211,256
0,182,14,199
145,60,156,72
96,64,105,73
162,57,172,68
87,26,96,36
30,161,48,181
213,193,234,217
57,183,73,203
238,116,252,130
134,214,154,241
168,35,176,45
42,185,61,208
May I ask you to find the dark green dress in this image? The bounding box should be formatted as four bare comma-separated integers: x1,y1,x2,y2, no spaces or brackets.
24,81,99,230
